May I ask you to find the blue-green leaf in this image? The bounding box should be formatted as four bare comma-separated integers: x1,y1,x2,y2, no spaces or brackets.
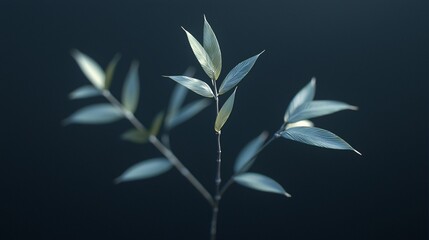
280,127,361,155
166,99,210,130
288,100,358,123
121,129,149,144
69,85,101,100
122,61,140,113
284,78,316,122
203,15,222,80
182,27,215,79
165,67,196,129
234,132,269,173
164,75,214,98
166,84,188,128
104,54,121,90
63,104,123,125
218,51,264,95
234,173,291,197
114,158,172,184
71,50,105,89
215,89,236,132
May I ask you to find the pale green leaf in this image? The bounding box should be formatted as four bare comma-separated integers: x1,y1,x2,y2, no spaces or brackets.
284,78,316,122
214,89,236,132
114,158,172,184
218,51,264,95
166,99,210,130
122,61,140,113
63,104,123,125
149,112,164,137
182,27,215,79
234,173,291,197
234,132,269,173
203,15,222,80
121,129,149,144
281,127,361,155
164,75,214,98
69,85,101,100
104,54,121,90
71,50,105,89
288,100,358,123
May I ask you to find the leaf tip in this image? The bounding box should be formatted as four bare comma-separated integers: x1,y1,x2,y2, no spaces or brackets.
285,192,292,198
350,105,359,111
354,149,362,155
113,178,122,184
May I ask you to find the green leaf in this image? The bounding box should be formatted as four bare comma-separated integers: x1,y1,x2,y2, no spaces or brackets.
203,15,222,80
166,99,210,130
214,88,237,132
71,50,105,89
104,54,121,90
280,127,361,155
234,132,269,173
218,51,264,95
69,85,101,100
287,100,358,123
121,129,149,144
182,27,215,79
149,112,164,137
114,158,172,184
63,104,123,125
284,78,316,122
164,75,214,98
122,61,140,113
234,173,291,197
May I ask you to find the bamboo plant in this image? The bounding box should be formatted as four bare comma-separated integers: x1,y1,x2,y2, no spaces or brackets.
64,16,360,240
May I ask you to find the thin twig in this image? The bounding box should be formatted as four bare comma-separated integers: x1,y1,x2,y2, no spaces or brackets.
210,78,222,240
102,90,214,206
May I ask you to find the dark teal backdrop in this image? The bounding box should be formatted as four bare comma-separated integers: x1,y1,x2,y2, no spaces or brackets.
1,0,428,239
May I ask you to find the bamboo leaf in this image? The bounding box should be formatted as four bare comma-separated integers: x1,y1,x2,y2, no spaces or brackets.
122,61,140,113
63,104,123,125
203,15,222,80
214,89,237,132
104,54,121,90
166,84,188,128
284,78,316,122
234,132,269,173
218,51,264,95
149,112,164,137
166,99,210,130
114,158,172,184
71,50,105,89
165,67,196,129
164,76,214,98
280,127,361,155
182,27,215,79
121,129,149,144
69,85,101,100
234,173,291,197
288,100,358,123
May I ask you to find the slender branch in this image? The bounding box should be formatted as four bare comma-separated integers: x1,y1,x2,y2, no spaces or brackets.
210,78,224,240
102,90,215,206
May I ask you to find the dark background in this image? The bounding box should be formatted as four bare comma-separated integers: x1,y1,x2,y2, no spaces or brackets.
1,0,428,239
